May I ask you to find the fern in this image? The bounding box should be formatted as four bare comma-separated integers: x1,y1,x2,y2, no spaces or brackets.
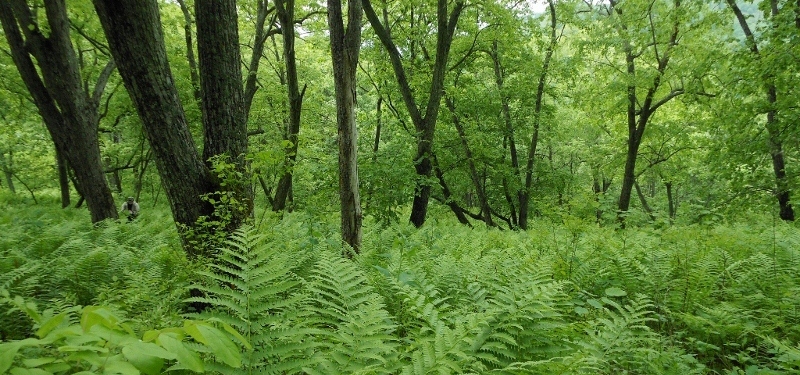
187,226,315,374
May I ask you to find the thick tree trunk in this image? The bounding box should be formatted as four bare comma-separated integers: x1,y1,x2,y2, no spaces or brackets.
56,148,70,207
0,0,118,223
196,0,252,227
93,0,216,251
328,0,363,252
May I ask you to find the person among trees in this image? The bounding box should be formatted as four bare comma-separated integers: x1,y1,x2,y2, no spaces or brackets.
120,197,140,221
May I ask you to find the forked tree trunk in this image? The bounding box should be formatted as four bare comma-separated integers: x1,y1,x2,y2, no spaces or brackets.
0,0,118,223
328,0,363,252
93,0,250,254
363,0,464,228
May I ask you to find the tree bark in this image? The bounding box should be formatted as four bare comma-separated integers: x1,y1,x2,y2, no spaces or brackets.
272,0,306,212
634,180,656,221
176,0,201,102
0,0,118,223
665,181,675,220
328,0,364,252
93,0,247,254
56,148,70,207
363,0,464,228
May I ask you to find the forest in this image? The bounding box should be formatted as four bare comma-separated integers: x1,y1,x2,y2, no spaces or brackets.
0,0,799,373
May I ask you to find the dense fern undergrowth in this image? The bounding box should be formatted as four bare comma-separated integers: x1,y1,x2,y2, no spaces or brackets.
2,201,800,374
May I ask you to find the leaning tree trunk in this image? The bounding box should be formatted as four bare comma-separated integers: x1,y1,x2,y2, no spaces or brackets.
93,0,219,253
0,0,118,223
328,0,364,253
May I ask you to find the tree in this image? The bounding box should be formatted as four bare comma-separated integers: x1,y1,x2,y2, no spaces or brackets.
725,0,795,221
0,0,118,222
363,0,465,227
92,0,251,254
328,0,364,251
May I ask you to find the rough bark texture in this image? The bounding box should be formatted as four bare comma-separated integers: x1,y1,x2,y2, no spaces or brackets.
93,0,215,251
328,0,364,252
0,153,15,194
363,0,464,228
56,148,70,207
0,0,118,223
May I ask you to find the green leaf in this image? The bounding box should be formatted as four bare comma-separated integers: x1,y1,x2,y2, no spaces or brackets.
586,299,603,309
157,334,204,372
122,342,175,375
194,323,241,368
574,306,589,315
36,313,67,339
604,287,627,297
9,368,52,375
101,358,140,375
0,339,38,374
20,358,55,368
220,323,252,351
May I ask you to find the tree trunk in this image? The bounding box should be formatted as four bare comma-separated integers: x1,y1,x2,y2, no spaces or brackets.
272,0,305,212
727,0,794,221
445,96,493,226
56,148,70,207
328,0,364,253
0,153,15,194
520,1,557,230
363,0,464,228
93,0,231,254
615,0,681,224
634,180,656,221
0,0,118,223
665,181,675,220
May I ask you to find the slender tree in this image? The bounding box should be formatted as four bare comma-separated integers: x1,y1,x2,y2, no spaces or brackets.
363,0,465,227
726,0,794,221
328,0,364,252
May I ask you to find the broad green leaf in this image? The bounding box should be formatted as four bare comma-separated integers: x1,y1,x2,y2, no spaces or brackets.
574,306,589,315
36,313,67,339
122,342,174,375
157,334,203,372
195,323,241,367
586,299,603,309
1,339,39,374
220,323,252,351
9,367,52,375
21,358,55,368
604,287,627,297
101,358,140,375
